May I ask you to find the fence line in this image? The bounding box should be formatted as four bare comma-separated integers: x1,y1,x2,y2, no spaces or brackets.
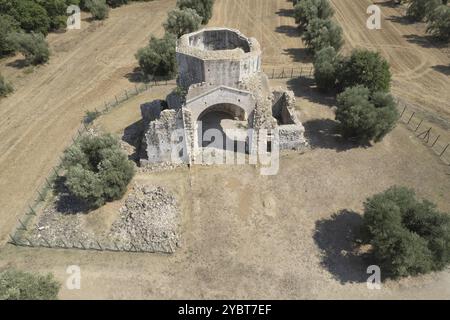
263,66,314,79
396,100,450,169
9,78,177,253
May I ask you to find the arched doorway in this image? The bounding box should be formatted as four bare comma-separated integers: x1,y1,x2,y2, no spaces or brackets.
196,103,248,151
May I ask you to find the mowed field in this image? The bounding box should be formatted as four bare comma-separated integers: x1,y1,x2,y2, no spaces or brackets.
0,0,177,244
330,0,450,128
0,0,449,299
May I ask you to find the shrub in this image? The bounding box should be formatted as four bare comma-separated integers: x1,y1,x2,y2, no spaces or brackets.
106,0,128,7
85,0,110,20
426,5,450,41
177,0,214,24
36,0,68,30
164,8,202,38
0,0,50,35
302,18,343,53
336,49,391,93
335,85,398,143
7,32,50,65
293,0,334,27
406,0,443,21
313,46,340,91
363,186,450,278
0,74,14,97
0,14,21,56
0,269,60,300
136,33,177,78
62,133,135,208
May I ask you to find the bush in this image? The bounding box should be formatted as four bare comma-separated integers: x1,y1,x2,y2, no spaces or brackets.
0,0,50,35
293,0,334,27
177,0,214,24
164,8,202,38
426,5,450,41
136,33,177,77
85,0,109,20
106,0,128,7
336,85,398,143
302,18,343,53
406,0,443,21
363,186,450,278
313,46,340,91
0,14,21,56
7,32,50,65
0,269,60,300
36,0,68,30
62,133,135,208
336,49,391,93
0,74,14,97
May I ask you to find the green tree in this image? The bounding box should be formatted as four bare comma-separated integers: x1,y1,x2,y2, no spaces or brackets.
7,32,50,65
313,46,340,91
177,0,214,24
363,186,450,278
406,0,444,21
426,5,450,41
0,270,60,300
302,18,343,53
0,73,14,97
335,85,398,143
164,8,202,38
62,133,135,208
85,0,109,20
0,0,50,35
136,33,177,77
293,0,334,27
36,0,68,30
336,49,391,93
0,14,21,56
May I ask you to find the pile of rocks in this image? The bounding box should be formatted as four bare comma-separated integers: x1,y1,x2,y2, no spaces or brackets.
109,184,180,252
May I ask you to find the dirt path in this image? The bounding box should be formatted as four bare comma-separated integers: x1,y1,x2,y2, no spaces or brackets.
0,1,177,244
330,0,450,127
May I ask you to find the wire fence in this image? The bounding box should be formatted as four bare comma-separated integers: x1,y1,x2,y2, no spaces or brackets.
8,78,177,254
397,100,450,170
263,66,314,79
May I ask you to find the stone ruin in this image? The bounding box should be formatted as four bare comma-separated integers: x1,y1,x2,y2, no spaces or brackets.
140,27,306,166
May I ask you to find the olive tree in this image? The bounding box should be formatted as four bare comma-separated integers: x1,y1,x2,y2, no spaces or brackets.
363,186,450,278
136,33,177,78
164,8,202,38
302,18,343,53
313,46,340,91
293,0,334,27
177,0,214,24
426,5,450,41
335,85,398,143
7,32,50,65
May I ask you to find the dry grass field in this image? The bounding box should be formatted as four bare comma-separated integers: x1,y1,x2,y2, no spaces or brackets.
0,0,449,299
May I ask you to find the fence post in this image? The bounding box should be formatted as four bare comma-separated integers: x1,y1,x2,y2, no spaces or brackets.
96,240,103,251
400,105,407,117
414,119,423,132
440,144,449,157
9,234,17,245
43,236,51,248
407,112,415,124
28,205,36,216
115,95,118,105
431,135,440,147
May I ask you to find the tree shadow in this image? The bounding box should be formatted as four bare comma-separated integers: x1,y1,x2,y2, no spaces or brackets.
303,119,365,152
283,48,312,63
403,34,449,49
53,176,90,215
275,25,300,38
432,64,450,76
314,210,372,284
275,8,294,17
123,119,145,162
6,59,29,69
385,15,415,26
373,0,401,8
124,67,148,83
286,77,336,107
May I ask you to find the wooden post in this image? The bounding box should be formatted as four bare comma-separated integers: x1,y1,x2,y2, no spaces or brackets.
29,205,36,216
415,119,423,132
115,95,118,104
400,105,407,117
431,135,440,147
37,190,45,201
440,144,449,157
407,112,415,124
43,237,51,248
9,234,17,245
